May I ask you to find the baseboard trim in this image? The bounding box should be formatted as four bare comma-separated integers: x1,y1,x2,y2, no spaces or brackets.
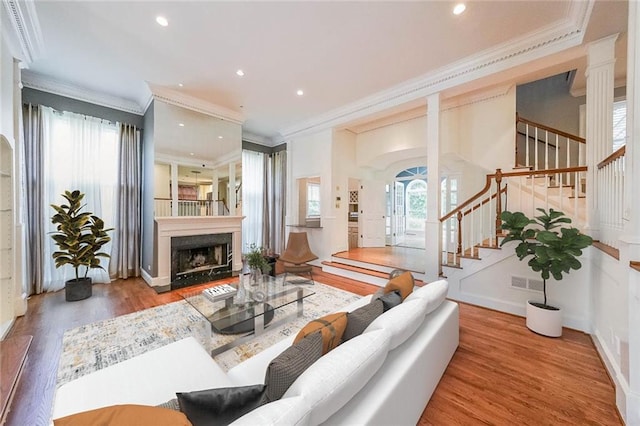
449,291,590,332
592,329,630,424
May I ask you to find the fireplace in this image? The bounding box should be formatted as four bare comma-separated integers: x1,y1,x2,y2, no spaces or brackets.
170,233,232,289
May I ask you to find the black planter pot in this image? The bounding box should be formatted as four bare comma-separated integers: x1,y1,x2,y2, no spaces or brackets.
65,277,92,301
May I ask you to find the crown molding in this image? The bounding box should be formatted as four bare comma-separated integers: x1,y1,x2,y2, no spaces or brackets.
280,0,594,139
148,83,244,125
441,84,513,111
1,0,43,63
242,130,274,147
21,70,145,115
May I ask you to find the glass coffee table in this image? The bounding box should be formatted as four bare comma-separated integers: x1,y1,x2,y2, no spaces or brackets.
182,275,315,356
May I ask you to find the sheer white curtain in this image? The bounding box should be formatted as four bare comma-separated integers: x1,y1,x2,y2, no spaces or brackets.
42,107,118,291
242,150,265,252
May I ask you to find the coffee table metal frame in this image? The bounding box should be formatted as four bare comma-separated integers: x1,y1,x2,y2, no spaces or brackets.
181,275,315,356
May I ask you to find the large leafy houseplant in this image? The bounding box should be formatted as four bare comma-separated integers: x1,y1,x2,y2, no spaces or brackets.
50,190,113,293
500,208,593,309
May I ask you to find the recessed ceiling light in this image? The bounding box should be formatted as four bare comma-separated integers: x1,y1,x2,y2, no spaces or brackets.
453,3,466,15
156,16,169,27
178,123,185,127
296,89,304,96
178,83,183,87
236,69,245,77
218,136,223,139
189,152,194,156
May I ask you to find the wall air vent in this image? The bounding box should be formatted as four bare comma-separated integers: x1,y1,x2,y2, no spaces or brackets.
511,276,543,292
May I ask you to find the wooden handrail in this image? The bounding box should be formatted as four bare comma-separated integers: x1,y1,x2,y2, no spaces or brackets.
631,261,640,272
440,174,494,222
499,166,587,179
597,146,626,169
517,114,586,144
154,197,218,202
462,186,507,216
439,166,588,222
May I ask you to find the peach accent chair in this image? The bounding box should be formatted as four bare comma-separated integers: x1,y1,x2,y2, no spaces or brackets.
280,232,318,285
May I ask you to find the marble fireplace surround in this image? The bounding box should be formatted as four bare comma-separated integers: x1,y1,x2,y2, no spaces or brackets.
146,216,244,289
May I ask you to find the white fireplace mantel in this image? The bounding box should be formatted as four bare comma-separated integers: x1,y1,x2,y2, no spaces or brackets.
147,216,244,288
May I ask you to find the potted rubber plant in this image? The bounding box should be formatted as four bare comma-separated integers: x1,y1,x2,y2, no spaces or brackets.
50,190,113,301
500,208,593,337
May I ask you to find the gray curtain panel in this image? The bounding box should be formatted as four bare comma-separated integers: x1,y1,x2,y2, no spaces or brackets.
262,154,270,248
267,151,287,254
110,123,141,279
22,104,45,295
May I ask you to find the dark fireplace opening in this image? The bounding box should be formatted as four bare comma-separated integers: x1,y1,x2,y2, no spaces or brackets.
171,233,232,290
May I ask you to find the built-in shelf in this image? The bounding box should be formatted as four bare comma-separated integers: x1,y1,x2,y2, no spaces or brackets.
287,224,323,229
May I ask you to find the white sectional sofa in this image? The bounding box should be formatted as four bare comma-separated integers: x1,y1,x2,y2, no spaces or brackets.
53,280,459,425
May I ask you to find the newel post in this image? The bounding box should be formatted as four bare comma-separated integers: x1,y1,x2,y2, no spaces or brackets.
456,211,462,255
495,169,503,242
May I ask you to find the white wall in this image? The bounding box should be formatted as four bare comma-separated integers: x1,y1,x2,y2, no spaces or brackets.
153,163,171,199
0,30,23,337
443,87,516,179
445,244,593,332
590,249,629,379
287,129,333,261
356,116,426,170
331,130,358,253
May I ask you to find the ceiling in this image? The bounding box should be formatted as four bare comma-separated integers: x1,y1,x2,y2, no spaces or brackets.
12,0,629,142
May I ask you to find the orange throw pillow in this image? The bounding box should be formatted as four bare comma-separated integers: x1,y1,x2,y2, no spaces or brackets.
54,404,192,426
294,312,348,354
384,271,414,301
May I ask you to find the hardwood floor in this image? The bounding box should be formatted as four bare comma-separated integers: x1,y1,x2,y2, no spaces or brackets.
333,246,427,273
5,267,620,426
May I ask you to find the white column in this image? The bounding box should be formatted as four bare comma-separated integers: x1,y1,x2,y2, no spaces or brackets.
170,163,178,216
625,1,640,423
585,34,618,239
228,162,236,216
425,93,441,281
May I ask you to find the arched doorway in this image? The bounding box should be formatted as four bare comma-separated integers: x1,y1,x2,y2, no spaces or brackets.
392,167,426,249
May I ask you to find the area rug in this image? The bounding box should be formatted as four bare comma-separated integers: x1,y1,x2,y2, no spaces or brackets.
56,281,361,387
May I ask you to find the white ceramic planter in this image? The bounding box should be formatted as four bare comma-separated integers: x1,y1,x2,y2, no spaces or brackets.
525,301,563,337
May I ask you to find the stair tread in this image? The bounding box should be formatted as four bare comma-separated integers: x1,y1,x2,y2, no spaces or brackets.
322,261,390,278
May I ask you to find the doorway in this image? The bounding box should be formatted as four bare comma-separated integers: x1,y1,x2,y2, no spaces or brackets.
390,167,427,249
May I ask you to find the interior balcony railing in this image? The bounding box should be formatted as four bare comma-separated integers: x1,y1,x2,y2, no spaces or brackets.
597,145,626,249
154,198,230,217
439,166,587,268
515,114,586,176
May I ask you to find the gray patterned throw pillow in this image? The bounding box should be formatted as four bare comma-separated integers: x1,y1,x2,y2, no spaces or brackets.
342,299,384,342
263,331,323,403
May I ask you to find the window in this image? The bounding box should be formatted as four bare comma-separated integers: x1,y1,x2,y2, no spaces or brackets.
42,107,119,290
405,179,427,231
242,150,265,250
307,182,320,217
613,100,626,152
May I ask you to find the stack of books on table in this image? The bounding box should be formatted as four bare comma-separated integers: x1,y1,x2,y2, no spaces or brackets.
202,284,237,302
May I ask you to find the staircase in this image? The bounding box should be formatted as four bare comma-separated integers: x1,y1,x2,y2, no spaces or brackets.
321,114,626,286
438,114,592,275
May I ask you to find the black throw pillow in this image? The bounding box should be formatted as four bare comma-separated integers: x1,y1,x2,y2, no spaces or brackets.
176,384,266,426
378,290,402,311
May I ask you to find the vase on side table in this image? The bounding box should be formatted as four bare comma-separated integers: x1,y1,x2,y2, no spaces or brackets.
249,268,263,286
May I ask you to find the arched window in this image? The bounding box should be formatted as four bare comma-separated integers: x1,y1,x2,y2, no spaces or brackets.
405,179,427,231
